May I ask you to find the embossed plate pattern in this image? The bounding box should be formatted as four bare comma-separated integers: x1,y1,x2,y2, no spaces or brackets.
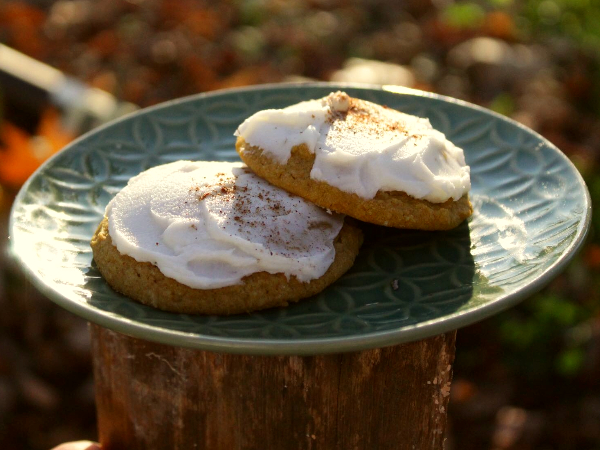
10,83,591,355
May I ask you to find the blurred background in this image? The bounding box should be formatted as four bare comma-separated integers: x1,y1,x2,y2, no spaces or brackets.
0,0,599,449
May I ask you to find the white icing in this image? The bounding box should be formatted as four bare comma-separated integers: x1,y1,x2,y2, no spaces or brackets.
235,91,471,203
106,161,344,289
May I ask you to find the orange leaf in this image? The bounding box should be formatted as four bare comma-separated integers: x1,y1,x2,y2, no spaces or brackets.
0,122,40,187
0,108,74,188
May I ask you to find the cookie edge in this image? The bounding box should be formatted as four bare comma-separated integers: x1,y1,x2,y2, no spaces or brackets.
90,217,363,315
236,137,472,230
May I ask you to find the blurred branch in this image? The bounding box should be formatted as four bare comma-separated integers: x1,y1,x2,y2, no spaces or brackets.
0,44,137,134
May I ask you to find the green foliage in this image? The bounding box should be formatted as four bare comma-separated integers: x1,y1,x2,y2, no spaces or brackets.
489,93,516,116
488,0,514,6
555,346,586,376
441,3,486,29
236,0,268,26
520,0,600,50
441,0,600,52
498,292,588,378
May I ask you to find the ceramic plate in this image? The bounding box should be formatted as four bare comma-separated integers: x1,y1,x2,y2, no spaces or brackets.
10,83,591,355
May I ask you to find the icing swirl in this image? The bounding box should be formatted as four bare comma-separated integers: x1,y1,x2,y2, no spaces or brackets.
235,91,471,203
106,161,344,289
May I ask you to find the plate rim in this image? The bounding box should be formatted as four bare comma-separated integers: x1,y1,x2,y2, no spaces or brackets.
9,82,593,355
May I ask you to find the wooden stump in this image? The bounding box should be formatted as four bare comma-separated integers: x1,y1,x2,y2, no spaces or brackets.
90,324,456,450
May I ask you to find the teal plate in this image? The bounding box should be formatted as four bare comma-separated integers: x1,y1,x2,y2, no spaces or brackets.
9,83,591,355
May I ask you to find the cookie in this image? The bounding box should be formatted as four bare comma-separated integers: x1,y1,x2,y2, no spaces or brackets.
91,161,363,315
235,91,472,230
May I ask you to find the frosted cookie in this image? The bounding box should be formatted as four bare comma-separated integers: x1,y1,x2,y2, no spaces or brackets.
90,161,362,315
235,91,472,230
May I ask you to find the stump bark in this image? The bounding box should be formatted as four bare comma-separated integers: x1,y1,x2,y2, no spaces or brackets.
90,324,456,450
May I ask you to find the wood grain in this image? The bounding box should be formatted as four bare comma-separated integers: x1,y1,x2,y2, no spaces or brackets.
90,324,456,450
